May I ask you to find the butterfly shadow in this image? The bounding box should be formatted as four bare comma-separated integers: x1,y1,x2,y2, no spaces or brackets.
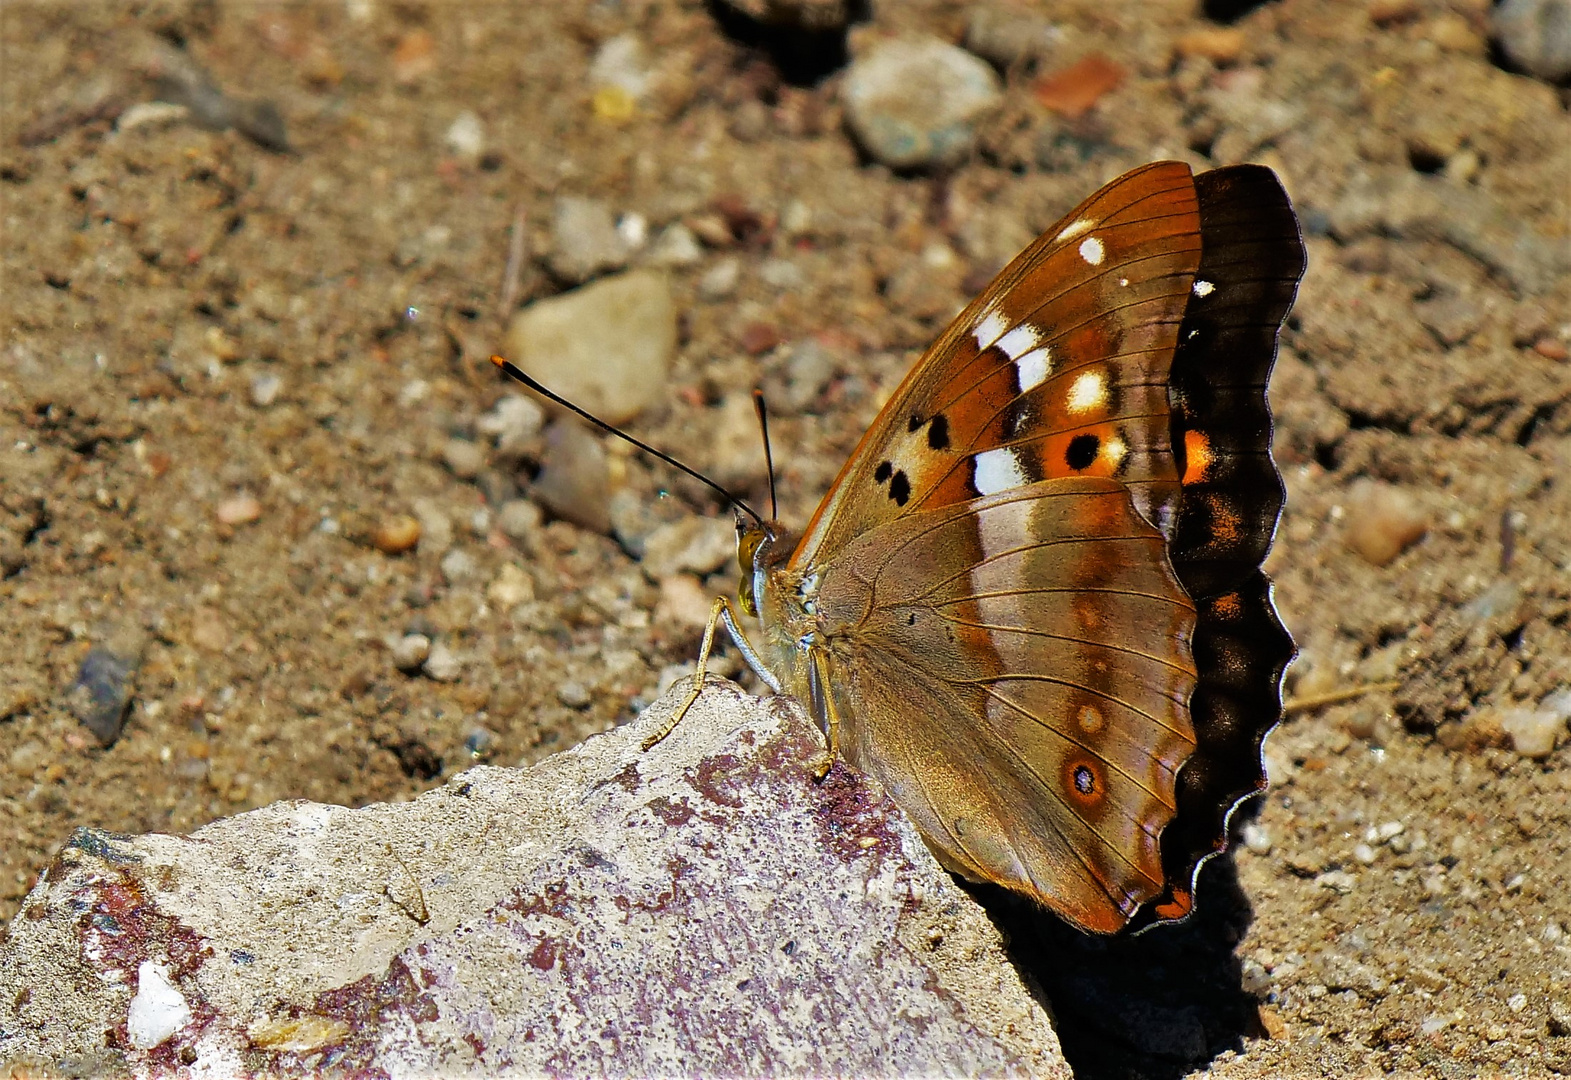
970,843,1267,1080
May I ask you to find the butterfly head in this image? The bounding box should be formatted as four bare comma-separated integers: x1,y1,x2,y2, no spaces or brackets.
735,517,794,619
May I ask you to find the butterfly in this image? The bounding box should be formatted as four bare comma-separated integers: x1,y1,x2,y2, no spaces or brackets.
496,160,1304,934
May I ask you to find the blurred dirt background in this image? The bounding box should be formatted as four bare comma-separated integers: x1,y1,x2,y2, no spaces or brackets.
2,1,1569,1076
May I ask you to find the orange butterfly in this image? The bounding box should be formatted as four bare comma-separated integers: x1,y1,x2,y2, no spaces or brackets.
499,160,1304,934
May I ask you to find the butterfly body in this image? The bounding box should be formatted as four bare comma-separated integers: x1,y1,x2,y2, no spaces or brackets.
729,161,1304,934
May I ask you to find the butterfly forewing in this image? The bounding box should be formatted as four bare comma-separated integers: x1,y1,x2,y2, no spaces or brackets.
790,161,1204,574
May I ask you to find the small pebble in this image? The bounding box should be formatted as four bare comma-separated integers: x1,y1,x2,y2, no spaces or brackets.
548,195,633,283
1342,479,1428,567
531,419,611,533
1353,843,1378,865
486,563,535,609
655,573,715,631
1491,0,1571,80
1498,706,1563,759
216,494,262,526
66,630,146,747
698,257,741,300
507,268,675,426
372,514,421,555
476,394,545,460
1375,820,1406,843
645,223,704,267
1173,28,1246,64
249,372,282,408
1508,992,1529,1013
842,36,1003,169
392,633,431,671
496,499,543,542
439,548,479,586
1242,823,1273,856
558,680,592,709
640,517,736,580
964,6,1060,69
441,438,485,480
1315,870,1357,895
444,110,485,164
423,642,463,682
1550,999,1571,1036
758,339,837,416
589,32,652,103
757,258,804,291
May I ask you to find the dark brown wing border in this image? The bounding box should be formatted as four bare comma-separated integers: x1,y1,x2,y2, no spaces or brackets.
1132,164,1305,931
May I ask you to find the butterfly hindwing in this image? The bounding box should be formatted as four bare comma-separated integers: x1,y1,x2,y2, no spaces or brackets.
809,479,1198,932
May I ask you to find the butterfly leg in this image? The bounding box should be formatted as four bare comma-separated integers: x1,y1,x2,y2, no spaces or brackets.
641,596,734,752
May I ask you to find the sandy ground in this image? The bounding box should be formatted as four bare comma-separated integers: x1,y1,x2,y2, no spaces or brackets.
2,1,1570,1077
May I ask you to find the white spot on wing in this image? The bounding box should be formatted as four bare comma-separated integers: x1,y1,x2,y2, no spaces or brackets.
1103,434,1127,468
996,324,1040,361
1078,236,1105,266
972,308,1009,351
1015,347,1050,392
1056,218,1095,243
1066,370,1106,413
1193,279,1215,298
973,448,1027,495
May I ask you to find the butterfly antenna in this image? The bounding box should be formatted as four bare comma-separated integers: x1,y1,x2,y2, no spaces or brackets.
489,355,765,527
753,388,778,522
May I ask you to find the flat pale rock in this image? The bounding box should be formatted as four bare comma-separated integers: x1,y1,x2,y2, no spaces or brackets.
0,682,1067,1078
506,267,675,426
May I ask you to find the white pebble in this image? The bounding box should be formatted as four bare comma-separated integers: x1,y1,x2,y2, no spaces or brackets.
1498,706,1563,759
1353,843,1377,865
1508,992,1529,1013
423,642,463,682
440,548,479,585
127,961,191,1050
589,32,651,101
392,634,431,671
558,680,592,709
442,438,485,480
249,372,282,407
216,494,262,526
698,257,741,300
477,395,545,458
1242,823,1273,856
645,223,704,267
497,499,543,541
1315,870,1357,895
841,36,1003,169
549,196,633,283
444,110,485,163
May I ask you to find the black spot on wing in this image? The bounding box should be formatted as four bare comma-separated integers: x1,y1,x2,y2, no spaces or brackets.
874,460,892,483
927,414,950,450
1066,434,1100,471
889,470,911,506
